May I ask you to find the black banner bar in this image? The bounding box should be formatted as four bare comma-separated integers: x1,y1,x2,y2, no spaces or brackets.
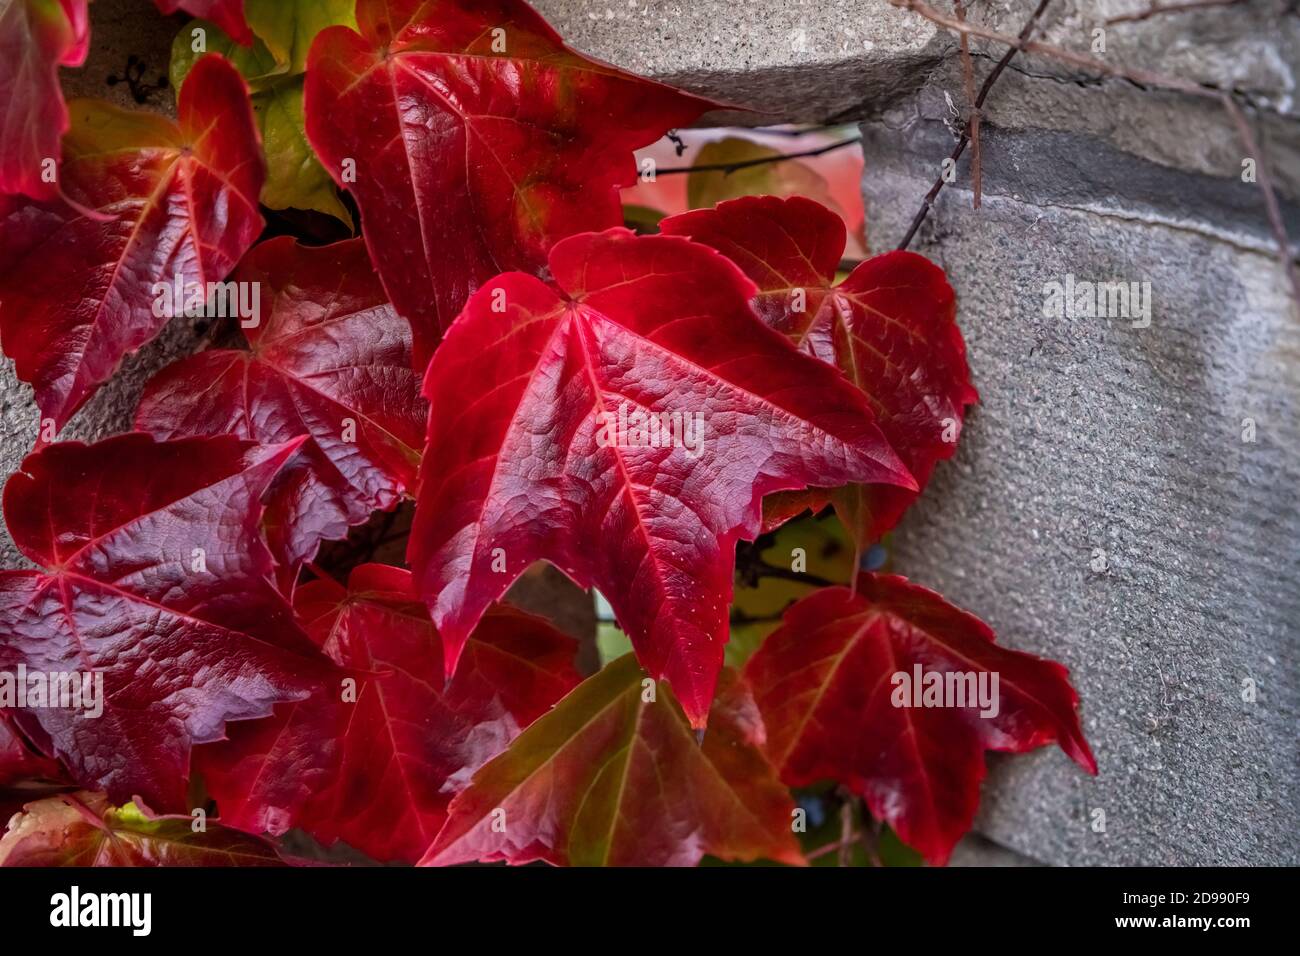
0,865,1285,943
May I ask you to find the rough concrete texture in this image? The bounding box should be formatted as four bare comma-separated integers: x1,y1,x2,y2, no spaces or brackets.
856,15,1300,863
534,2,1299,148
2,0,1297,865
949,832,1040,866
871,167,1300,865
535,0,943,122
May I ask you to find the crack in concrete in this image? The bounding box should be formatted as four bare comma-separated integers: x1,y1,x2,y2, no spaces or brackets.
934,181,1292,258
964,51,1298,120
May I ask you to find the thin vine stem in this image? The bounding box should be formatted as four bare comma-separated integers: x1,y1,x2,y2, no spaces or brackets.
654,136,863,176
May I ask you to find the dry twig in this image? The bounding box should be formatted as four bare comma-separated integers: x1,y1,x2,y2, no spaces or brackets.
896,0,1053,249
838,788,856,866
654,135,863,176
889,0,1300,312
807,830,862,861
955,0,982,209
1218,93,1299,314
1106,0,1247,25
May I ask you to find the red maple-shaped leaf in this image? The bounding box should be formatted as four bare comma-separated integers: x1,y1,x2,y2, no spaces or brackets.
743,573,1096,865
423,655,805,867
408,228,915,729
303,0,719,364
662,196,977,550
153,0,253,45
0,0,89,199
0,54,264,432
196,564,580,863
135,237,427,572
0,792,286,866
0,433,335,812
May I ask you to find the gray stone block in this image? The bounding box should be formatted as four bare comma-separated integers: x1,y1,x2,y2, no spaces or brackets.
950,832,1040,866
534,0,943,122
861,117,1299,868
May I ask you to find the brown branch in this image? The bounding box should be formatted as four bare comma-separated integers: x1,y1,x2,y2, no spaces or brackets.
750,564,840,588
191,311,236,352
1219,93,1300,317
807,830,862,861
955,1,982,209
890,0,1300,313
837,787,855,866
654,136,863,176
734,540,842,588
1106,0,1247,25
896,0,1053,250
860,814,884,867
805,804,882,865
890,0,1229,97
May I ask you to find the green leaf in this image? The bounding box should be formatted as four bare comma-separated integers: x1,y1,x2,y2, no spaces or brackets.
686,136,829,210
0,793,287,866
422,656,805,867
254,78,352,224
245,0,357,77
622,202,666,234
593,590,632,666
170,20,281,92
729,513,854,665
170,20,351,224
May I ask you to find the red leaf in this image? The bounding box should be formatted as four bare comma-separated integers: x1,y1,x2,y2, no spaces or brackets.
743,573,1096,865
153,0,252,45
408,227,915,728
196,564,580,863
135,237,427,572
303,0,719,365
662,195,977,548
0,712,65,787
0,792,287,866
0,54,265,432
0,433,334,812
0,0,89,199
423,656,805,867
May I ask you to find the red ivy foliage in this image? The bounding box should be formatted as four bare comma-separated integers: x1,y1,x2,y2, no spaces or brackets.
153,0,252,46
197,564,580,863
424,658,805,868
0,434,335,811
0,0,89,200
663,195,978,553
0,792,286,866
135,236,426,574
0,0,1094,868
745,573,1096,865
0,53,265,432
303,0,718,364
0,711,64,788
409,226,912,728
